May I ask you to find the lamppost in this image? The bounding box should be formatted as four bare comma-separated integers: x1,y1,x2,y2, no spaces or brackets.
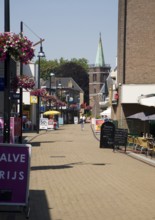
49,73,55,110
19,21,23,144
36,42,45,134
58,83,62,116
3,0,11,143
66,94,70,124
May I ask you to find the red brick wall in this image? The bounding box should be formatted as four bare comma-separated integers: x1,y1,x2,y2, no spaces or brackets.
118,0,155,84
115,0,155,131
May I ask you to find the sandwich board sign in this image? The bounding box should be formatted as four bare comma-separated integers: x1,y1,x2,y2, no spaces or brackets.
0,143,31,205
100,121,115,148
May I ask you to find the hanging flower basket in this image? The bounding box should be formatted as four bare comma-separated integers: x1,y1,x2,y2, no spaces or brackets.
44,95,57,102
11,75,35,92
85,105,92,110
0,32,35,64
30,88,47,97
80,103,86,109
56,100,66,107
70,104,78,109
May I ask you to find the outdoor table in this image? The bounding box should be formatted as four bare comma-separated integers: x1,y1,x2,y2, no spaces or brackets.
137,137,148,148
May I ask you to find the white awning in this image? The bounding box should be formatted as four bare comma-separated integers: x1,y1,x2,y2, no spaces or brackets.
100,107,111,117
138,94,155,107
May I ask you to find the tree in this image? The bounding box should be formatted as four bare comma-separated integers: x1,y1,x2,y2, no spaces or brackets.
36,58,90,104
55,60,89,104
37,58,59,80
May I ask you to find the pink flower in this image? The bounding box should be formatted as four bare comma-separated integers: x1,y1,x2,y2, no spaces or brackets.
30,88,47,97
0,32,35,64
11,75,35,92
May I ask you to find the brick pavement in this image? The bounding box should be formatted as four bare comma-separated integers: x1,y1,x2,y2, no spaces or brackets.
1,123,155,220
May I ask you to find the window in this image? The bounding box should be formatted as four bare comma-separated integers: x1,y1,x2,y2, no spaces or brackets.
93,74,97,81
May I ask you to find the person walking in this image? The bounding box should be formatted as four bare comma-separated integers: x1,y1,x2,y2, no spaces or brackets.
80,114,85,130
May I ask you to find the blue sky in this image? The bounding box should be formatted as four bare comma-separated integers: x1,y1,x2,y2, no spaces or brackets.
0,0,118,69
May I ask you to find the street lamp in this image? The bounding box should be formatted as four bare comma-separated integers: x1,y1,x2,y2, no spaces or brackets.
3,0,11,143
49,73,55,110
58,83,62,116
36,42,45,134
19,21,23,144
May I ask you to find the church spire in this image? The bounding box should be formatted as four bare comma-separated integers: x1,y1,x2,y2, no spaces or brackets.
95,33,105,67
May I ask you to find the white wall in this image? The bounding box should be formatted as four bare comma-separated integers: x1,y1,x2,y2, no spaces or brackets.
121,84,155,103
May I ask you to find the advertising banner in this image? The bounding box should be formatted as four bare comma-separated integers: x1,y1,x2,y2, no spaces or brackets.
94,119,104,133
48,119,54,129
14,117,21,136
0,118,3,143
0,144,31,205
30,95,38,104
58,117,63,125
0,117,22,143
74,117,78,124
40,118,48,130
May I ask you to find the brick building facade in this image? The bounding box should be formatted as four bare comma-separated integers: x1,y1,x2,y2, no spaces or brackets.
114,0,155,135
89,34,111,117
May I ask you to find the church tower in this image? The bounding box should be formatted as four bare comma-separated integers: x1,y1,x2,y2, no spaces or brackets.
89,33,111,117
95,33,105,67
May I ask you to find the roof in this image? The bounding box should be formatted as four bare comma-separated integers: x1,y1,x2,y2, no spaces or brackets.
95,33,105,67
43,77,84,93
56,77,84,92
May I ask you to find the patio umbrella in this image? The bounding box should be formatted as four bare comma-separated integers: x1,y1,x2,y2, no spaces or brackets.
43,110,61,116
138,94,155,107
127,112,155,121
146,114,155,120
127,112,148,121
100,107,111,117
127,112,149,134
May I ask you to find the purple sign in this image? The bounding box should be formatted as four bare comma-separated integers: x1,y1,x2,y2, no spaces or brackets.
0,144,31,205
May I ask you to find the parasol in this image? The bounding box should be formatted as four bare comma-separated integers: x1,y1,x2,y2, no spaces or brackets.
127,112,155,121
43,110,61,116
138,94,155,107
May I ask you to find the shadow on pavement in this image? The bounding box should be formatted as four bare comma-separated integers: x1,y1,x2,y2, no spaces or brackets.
29,190,52,220
31,162,84,171
30,142,41,147
31,164,73,171
28,141,60,147
0,190,52,220
31,162,109,171
92,163,106,166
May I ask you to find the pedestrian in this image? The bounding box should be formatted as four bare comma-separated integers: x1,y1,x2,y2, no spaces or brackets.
80,114,85,130
104,115,109,122
25,118,32,130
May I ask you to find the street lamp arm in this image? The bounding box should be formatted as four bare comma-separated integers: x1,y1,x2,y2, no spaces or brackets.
33,39,45,47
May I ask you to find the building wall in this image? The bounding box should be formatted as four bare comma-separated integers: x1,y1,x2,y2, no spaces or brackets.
117,0,125,86
126,0,155,83
118,0,155,85
115,0,155,131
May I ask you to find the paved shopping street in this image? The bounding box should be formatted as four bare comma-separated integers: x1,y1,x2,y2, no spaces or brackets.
1,123,155,220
